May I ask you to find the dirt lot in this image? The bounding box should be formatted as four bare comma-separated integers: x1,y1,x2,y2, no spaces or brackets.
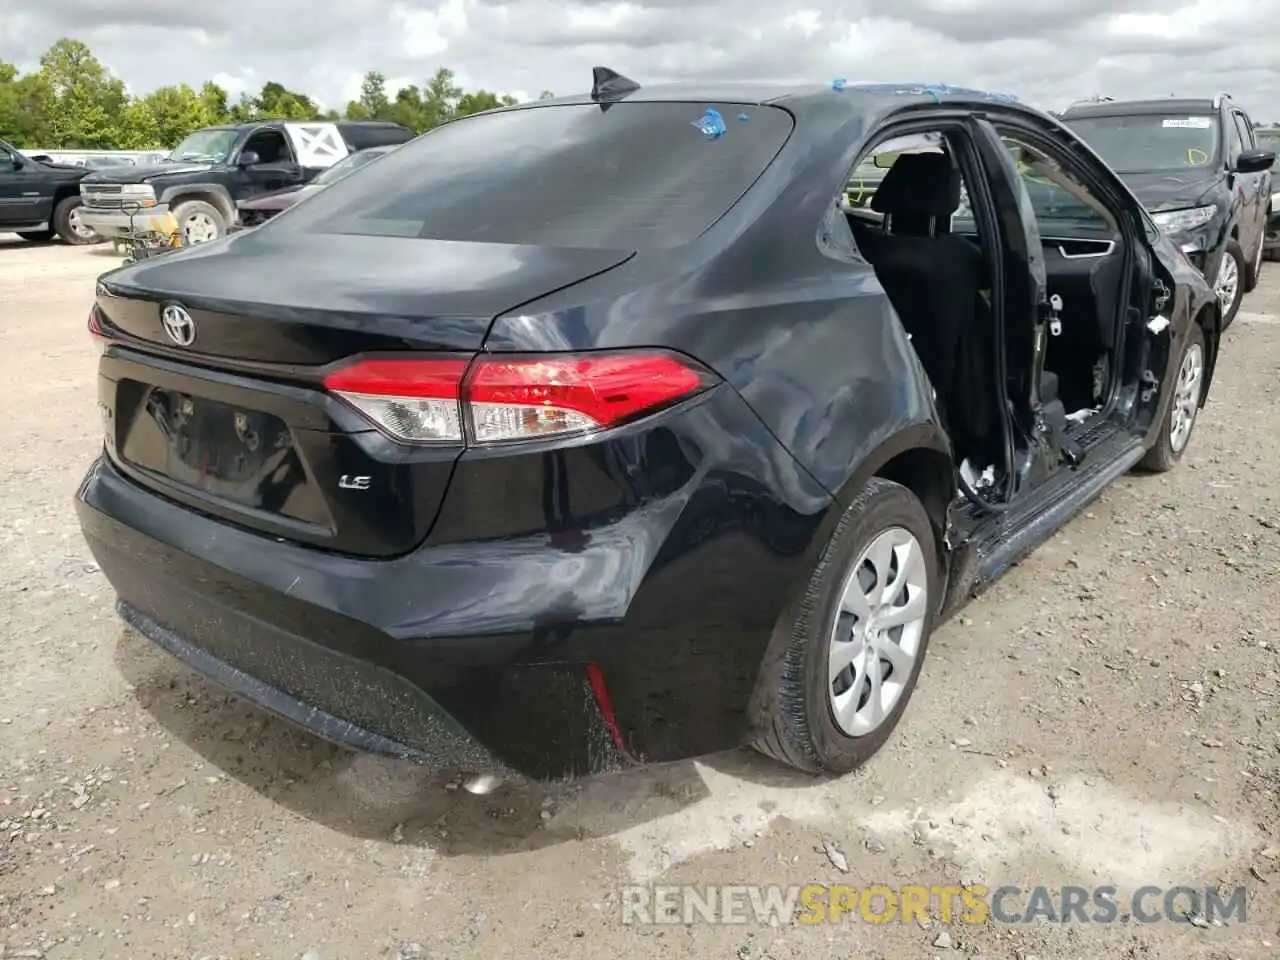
1,235,1279,960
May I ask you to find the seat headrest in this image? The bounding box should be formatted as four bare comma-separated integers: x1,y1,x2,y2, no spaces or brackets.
869,152,962,218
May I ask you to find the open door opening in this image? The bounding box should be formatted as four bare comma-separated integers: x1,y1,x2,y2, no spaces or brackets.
841,128,1014,509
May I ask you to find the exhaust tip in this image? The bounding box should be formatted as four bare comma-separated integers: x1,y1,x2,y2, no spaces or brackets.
461,773,504,795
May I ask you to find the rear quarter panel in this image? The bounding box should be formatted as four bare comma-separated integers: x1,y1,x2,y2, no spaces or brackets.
484,99,949,501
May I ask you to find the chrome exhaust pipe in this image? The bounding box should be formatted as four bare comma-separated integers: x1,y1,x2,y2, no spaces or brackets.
461,773,504,795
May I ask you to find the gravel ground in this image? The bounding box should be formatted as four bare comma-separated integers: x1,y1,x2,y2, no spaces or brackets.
2,235,1279,960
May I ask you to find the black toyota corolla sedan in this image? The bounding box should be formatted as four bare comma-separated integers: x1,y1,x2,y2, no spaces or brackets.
77,71,1219,785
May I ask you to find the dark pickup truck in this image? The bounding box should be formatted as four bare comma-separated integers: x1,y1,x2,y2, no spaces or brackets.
0,139,101,244
78,119,414,245
1060,94,1274,326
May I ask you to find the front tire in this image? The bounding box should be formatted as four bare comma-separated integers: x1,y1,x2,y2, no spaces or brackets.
52,197,100,245
1214,240,1246,328
752,478,938,775
1138,322,1207,473
173,199,226,245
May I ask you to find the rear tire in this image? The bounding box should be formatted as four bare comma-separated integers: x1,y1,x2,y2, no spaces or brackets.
16,229,55,242
173,199,226,245
1138,322,1206,473
52,197,100,245
751,478,938,776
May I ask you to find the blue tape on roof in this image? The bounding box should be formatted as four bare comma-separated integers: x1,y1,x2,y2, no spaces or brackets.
849,82,1018,104
692,107,727,139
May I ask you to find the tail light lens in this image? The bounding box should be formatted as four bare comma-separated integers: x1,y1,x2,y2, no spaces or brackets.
323,351,717,445
88,305,107,356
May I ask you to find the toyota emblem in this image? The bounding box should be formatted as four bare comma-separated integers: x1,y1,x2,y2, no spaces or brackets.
160,304,196,346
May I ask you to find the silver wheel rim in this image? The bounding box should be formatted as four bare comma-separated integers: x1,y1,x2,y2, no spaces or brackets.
1214,251,1239,312
183,212,219,245
1169,340,1204,453
828,526,929,737
68,206,96,241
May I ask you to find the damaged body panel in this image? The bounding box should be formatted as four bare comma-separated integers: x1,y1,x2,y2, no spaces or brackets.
77,78,1218,783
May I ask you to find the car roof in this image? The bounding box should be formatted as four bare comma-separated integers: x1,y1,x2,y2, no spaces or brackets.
525,80,1033,123
1061,98,1219,118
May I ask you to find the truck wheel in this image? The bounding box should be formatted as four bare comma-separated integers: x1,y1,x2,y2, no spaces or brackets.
16,229,55,243
52,197,100,245
173,200,226,245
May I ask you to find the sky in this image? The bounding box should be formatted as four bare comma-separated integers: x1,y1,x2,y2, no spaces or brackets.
1,0,1277,120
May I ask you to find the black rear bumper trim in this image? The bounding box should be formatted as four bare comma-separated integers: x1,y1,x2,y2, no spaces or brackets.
117,600,517,778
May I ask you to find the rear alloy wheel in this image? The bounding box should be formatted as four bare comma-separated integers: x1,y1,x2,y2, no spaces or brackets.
1138,321,1206,473
173,200,226,245
52,197,101,245
752,478,938,775
1214,241,1246,327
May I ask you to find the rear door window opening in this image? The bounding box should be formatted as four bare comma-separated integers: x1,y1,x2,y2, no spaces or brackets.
829,125,1011,504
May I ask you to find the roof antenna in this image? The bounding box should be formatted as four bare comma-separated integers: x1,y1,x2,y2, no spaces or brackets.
591,67,640,102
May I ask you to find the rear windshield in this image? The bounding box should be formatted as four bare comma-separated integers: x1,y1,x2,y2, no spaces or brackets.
266,102,794,249
1064,113,1220,173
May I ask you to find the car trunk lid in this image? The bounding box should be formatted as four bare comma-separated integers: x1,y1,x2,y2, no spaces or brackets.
92,233,634,556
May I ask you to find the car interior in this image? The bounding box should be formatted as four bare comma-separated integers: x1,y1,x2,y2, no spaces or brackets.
840,133,1004,493
840,130,1130,500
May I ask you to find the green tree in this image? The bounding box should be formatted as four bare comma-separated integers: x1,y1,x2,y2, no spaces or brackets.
386,84,426,131
538,90,555,100
0,38,552,150
114,100,161,149
228,92,259,123
38,39,129,147
346,71,391,121
199,81,230,124
421,68,463,130
142,84,214,147
255,81,319,120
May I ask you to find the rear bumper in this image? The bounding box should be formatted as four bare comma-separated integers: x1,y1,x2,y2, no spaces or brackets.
76,385,832,779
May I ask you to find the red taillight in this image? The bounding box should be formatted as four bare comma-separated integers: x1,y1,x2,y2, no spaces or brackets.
322,351,715,445
323,358,469,444
88,306,107,355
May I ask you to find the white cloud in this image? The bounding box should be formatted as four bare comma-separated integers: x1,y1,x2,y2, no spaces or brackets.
0,0,1277,120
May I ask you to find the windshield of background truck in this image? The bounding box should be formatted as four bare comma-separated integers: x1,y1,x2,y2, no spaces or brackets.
169,129,239,163
1065,113,1220,173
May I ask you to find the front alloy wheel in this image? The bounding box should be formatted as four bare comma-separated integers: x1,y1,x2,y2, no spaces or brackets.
1214,242,1246,327
1138,322,1207,473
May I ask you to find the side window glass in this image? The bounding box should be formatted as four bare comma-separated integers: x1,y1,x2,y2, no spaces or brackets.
1227,115,1245,162
1233,113,1254,151
999,136,1115,235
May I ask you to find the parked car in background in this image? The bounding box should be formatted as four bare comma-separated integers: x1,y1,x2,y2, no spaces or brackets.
0,139,101,244
235,145,395,228
1060,95,1274,326
78,75,1219,785
77,120,414,245
1256,127,1280,261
